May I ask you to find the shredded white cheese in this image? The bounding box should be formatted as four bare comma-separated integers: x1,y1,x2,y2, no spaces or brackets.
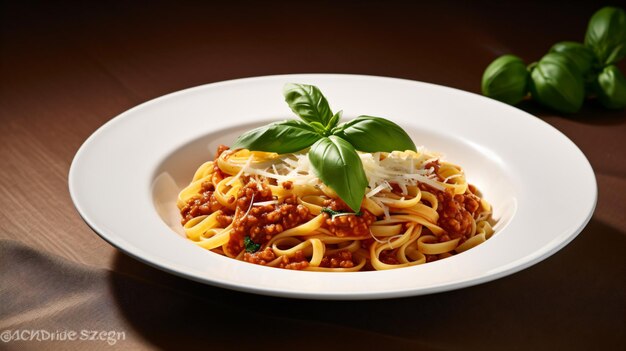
366,181,392,198
252,200,279,206
330,212,360,219
234,147,452,215
443,173,464,183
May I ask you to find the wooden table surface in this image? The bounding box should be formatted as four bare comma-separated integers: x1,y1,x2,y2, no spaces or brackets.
1,1,624,350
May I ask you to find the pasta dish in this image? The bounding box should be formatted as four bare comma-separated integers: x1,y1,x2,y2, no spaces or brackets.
177,146,495,271
177,82,494,271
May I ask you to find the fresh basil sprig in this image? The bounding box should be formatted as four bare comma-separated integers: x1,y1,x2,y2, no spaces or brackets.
232,83,416,212
529,53,585,114
585,6,626,66
482,6,626,112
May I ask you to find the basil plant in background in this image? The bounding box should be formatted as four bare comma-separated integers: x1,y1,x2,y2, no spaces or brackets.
549,41,595,76
233,83,416,212
595,65,626,109
585,6,626,66
482,6,626,113
481,55,529,105
528,53,585,114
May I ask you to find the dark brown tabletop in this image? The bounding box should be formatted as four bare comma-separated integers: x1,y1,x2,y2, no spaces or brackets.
1,1,624,350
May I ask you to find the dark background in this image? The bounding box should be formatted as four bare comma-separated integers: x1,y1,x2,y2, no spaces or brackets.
1,1,624,350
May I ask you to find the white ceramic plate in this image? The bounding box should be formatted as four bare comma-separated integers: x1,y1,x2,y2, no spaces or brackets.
69,74,596,300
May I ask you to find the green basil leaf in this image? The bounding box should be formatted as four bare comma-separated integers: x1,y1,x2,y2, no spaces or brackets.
481,54,529,105
321,207,362,216
549,41,596,75
584,6,626,65
327,110,343,131
594,65,626,109
232,120,321,153
283,83,334,127
529,53,585,114
244,236,260,253
308,121,327,135
331,116,416,152
308,136,367,212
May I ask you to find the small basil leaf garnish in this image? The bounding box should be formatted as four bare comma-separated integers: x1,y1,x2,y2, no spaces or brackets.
243,236,261,253
232,120,321,153
321,207,362,216
332,115,417,152
326,110,343,131
308,136,367,212
308,121,328,135
283,83,334,127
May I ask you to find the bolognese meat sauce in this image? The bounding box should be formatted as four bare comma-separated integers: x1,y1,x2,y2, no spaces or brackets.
179,145,232,225
242,247,311,270
226,181,313,254
321,198,376,237
180,181,230,225
319,250,355,269
436,188,481,242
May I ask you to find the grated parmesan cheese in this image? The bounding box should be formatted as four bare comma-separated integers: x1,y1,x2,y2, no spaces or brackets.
233,148,452,215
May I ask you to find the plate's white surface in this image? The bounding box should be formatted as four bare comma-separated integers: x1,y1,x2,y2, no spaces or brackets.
69,74,596,300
